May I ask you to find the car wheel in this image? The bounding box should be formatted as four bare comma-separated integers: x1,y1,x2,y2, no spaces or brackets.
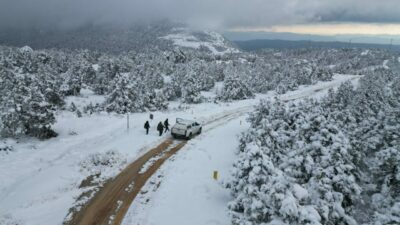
198,128,202,134
187,133,192,140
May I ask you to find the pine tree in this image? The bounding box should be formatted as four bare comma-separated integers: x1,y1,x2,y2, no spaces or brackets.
0,74,57,139
228,142,300,225
60,65,82,96
219,76,254,101
297,112,360,225
104,73,137,114
228,100,361,225
181,74,202,104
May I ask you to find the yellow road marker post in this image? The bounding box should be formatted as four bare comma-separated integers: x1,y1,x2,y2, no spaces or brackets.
213,171,218,180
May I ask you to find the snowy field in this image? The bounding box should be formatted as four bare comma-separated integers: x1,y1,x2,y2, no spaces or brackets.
0,74,360,225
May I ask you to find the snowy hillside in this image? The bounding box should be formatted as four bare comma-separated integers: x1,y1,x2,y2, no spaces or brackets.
0,21,239,54
162,28,239,55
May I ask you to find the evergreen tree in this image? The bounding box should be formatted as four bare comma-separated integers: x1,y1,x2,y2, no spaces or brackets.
104,73,138,113
181,74,202,104
219,76,254,101
0,74,57,139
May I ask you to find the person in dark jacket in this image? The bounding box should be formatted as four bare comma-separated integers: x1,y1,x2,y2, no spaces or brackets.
157,122,164,136
144,121,150,135
164,119,170,133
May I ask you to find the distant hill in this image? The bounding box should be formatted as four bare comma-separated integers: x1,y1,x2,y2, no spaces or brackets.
0,21,238,54
0,22,175,53
234,39,400,51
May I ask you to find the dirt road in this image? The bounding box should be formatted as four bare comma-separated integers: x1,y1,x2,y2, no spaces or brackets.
65,138,187,225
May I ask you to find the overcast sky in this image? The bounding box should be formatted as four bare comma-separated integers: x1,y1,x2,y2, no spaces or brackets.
1,0,400,35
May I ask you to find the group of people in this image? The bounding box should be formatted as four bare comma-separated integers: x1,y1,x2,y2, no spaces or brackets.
144,119,169,136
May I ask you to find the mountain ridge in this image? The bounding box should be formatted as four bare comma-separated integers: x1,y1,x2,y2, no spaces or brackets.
234,39,400,51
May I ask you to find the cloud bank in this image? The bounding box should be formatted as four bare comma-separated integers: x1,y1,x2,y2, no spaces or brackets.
1,0,400,30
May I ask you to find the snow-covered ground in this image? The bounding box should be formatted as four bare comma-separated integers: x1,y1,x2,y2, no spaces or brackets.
280,74,360,101
0,93,264,225
0,74,360,225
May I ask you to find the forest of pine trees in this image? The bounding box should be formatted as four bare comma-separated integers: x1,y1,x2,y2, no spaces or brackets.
226,68,400,225
0,44,391,140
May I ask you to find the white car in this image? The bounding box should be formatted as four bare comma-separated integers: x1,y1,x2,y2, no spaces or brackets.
171,118,202,139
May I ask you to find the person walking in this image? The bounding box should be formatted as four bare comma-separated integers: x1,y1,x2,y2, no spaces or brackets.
157,121,164,136
144,121,150,135
164,119,170,133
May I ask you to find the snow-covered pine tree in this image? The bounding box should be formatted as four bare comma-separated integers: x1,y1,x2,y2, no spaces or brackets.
228,99,361,225
60,65,82,96
104,72,168,113
310,67,333,84
228,100,325,225
370,146,400,225
92,71,110,95
227,141,306,225
104,73,137,114
138,83,168,112
0,74,57,139
219,76,254,101
295,110,361,225
181,73,202,104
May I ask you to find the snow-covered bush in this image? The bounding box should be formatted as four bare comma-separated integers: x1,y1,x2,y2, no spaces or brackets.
83,102,103,115
79,150,127,183
0,214,22,225
372,202,400,225
0,141,13,154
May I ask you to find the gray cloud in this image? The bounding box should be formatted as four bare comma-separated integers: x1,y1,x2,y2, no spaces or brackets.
300,0,400,24
1,0,400,30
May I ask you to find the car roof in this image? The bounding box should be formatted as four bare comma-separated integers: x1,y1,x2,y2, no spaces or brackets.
176,118,196,125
